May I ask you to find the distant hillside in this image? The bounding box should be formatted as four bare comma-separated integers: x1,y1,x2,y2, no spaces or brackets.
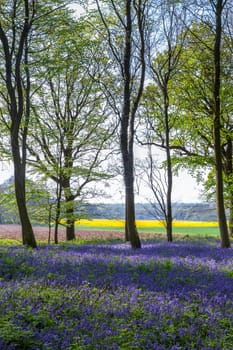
0,176,219,223
82,202,219,222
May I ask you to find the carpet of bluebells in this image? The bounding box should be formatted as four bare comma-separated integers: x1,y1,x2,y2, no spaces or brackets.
1,238,233,349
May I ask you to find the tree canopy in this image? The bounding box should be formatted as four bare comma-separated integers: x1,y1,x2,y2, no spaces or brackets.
0,0,232,247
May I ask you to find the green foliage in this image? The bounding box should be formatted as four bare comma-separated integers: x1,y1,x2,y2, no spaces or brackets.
26,9,116,230
0,178,54,224
141,18,233,210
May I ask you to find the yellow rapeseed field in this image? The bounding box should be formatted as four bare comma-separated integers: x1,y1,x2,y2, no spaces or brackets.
75,218,219,228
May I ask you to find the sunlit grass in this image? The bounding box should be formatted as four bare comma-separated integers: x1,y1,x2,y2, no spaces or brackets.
0,238,21,246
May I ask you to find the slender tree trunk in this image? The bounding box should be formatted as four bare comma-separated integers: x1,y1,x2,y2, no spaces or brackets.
166,154,173,242
54,213,59,245
164,91,173,242
124,203,129,241
122,150,141,248
124,157,141,248
165,156,173,242
48,203,53,244
229,199,233,237
54,180,62,244
222,137,233,236
213,0,230,247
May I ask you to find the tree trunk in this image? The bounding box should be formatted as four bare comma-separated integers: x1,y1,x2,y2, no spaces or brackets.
11,135,37,248
222,137,233,236
120,0,141,249
164,90,173,242
213,0,230,248
48,203,53,244
63,176,76,241
229,198,233,237
66,203,76,241
125,166,141,248
54,179,62,244
122,154,141,248
124,203,129,241
66,221,75,241
54,207,60,245
166,162,173,242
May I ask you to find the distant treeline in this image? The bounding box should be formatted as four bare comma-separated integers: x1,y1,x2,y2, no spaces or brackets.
0,194,219,224
83,202,218,222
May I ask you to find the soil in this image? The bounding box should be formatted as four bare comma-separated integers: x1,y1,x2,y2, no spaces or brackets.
0,224,162,243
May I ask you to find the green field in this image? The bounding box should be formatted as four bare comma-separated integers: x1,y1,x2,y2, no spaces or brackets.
75,219,220,237
135,225,219,236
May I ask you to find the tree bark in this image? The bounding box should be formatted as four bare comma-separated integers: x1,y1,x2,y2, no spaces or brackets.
229,199,233,237
63,143,76,240
124,152,141,248
213,0,230,247
121,0,141,249
164,88,173,242
65,198,76,241
54,180,62,245
11,134,37,247
222,136,233,236
124,204,130,241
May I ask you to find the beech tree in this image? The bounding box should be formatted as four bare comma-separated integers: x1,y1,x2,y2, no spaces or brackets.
0,1,38,247
212,0,231,247
0,0,73,247
95,0,150,248
138,1,187,242
155,1,232,246
27,17,115,241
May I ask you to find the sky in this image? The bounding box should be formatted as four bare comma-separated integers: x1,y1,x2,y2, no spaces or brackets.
103,170,203,204
134,146,204,203
0,163,13,182
0,162,202,203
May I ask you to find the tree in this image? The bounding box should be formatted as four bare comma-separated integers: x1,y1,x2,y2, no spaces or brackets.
166,3,232,246
0,177,19,224
95,0,150,248
0,0,72,247
212,0,230,247
138,0,187,241
0,1,37,247
140,149,174,235
0,176,54,228
27,17,115,241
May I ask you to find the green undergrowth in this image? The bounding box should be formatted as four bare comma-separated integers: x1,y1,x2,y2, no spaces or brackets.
0,238,21,246
0,235,224,247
